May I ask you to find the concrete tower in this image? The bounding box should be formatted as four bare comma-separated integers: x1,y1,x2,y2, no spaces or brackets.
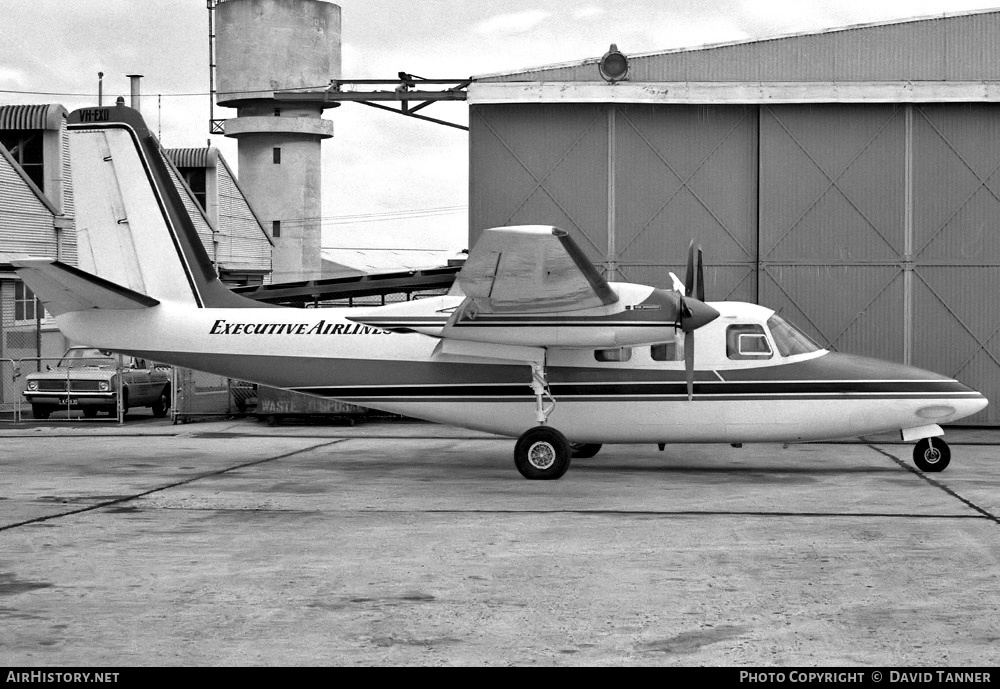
215,0,341,282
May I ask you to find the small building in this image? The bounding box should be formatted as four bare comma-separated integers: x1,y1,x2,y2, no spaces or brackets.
0,104,76,363
166,147,274,286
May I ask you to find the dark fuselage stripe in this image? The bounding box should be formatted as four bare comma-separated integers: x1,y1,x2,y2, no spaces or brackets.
290,380,973,399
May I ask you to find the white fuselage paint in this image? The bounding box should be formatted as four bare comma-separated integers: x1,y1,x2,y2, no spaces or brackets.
57,300,987,444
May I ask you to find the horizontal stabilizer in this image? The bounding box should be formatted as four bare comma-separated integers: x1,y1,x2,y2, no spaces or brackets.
12,258,160,316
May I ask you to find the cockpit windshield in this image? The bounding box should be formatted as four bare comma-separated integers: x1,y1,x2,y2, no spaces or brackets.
767,315,823,357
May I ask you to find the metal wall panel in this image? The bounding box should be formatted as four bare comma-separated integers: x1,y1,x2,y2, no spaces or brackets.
909,104,1000,424
611,105,757,300
0,152,59,256
759,104,906,359
470,103,757,297
217,158,272,271
470,104,609,269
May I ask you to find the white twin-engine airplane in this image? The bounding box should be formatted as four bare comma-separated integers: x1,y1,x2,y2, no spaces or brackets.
10,105,988,479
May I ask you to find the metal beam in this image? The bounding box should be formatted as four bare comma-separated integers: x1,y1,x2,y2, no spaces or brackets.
470,80,1000,105
276,77,471,131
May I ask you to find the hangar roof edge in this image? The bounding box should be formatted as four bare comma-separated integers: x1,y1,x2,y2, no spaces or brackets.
474,8,1000,84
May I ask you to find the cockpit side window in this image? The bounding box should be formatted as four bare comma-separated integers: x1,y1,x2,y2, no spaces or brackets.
727,324,772,360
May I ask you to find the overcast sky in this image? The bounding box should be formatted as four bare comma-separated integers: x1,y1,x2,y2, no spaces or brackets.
2,0,999,252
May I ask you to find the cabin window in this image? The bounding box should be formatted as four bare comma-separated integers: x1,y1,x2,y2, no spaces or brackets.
273,147,281,164
727,324,772,360
595,347,632,363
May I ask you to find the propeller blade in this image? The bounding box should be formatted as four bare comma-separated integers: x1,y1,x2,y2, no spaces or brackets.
695,246,705,302
684,241,695,298
685,330,695,401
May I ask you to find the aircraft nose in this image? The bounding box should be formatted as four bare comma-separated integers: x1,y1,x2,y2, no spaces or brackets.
681,297,720,332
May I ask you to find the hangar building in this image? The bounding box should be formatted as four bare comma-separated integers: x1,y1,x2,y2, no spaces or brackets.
468,9,1000,425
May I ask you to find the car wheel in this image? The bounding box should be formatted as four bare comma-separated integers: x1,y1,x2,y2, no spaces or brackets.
151,385,171,418
31,404,53,421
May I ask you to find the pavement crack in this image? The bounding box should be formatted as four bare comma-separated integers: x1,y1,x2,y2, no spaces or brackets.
0,439,346,534
867,442,1000,525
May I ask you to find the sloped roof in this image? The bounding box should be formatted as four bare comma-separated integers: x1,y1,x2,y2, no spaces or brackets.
477,8,1000,83
0,104,68,130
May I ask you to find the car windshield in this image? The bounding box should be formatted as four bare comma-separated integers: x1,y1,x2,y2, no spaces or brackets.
58,348,116,368
767,314,823,357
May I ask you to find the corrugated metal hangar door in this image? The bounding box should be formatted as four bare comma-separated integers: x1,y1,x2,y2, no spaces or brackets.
910,105,1000,425
470,104,758,302
471,102,998,424
760,104,1000,424
759,105,907,359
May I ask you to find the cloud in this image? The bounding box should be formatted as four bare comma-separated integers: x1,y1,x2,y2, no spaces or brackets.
574,7,605,20
475,10,553,35
0,66,26,86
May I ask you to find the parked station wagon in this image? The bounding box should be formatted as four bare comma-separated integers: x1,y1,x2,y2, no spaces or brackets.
22,347,171,420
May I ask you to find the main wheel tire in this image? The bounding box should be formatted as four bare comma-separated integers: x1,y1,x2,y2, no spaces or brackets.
31,404,53,420
514,426,571,480
82,407,98,418
151,386,171,418
570,443,602,459
913,437,951,472
120,389,130,419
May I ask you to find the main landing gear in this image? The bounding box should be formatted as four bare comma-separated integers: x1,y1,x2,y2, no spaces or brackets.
913,437,951,472
513,361,572,480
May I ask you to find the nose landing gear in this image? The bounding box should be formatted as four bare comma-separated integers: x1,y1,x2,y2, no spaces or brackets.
913,437,951,472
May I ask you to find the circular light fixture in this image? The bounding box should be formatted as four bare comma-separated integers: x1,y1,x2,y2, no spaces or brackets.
599,44,629,83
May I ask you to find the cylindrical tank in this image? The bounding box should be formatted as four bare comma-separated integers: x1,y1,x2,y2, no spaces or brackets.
215,0,341,282
216,0,341,105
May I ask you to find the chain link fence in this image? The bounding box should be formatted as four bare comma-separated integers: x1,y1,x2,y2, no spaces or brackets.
172,368,247,423
4,354,127,423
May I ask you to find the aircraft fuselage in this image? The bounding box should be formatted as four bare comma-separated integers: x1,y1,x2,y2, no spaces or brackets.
58,299,986,445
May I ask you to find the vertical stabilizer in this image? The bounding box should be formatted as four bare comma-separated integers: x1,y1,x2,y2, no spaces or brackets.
67,103,262,308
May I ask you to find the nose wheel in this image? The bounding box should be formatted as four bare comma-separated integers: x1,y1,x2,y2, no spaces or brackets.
913,437,951,472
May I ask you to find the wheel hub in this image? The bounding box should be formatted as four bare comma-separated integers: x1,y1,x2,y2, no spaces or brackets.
527,441,556,470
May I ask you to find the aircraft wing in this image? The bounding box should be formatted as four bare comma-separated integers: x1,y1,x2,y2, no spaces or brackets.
11,258,160,316
458,226,618,313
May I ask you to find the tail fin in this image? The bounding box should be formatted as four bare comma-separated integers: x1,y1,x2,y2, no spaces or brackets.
66,103,260,309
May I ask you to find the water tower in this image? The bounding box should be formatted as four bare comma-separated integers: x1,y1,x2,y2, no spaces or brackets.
214,0,341,282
